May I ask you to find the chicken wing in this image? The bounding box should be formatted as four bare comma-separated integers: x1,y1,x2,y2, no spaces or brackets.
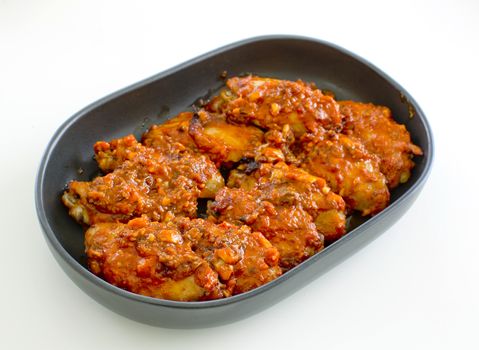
176,217,281,295
142,110,264,166
208,187,323,269
85,217,223,301
227,161,347,243
85,216,281,300
339,101,423,188
297,130,390,216
63,135,223,225
208,75,342,136
209,161,346,267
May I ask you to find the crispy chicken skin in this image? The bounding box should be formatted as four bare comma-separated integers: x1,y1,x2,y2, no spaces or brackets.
208,187,323,269
297,131,390,216
339,101,423,188
188,110,264,166
63,135,223,225
209,76,342,136
85,216,281,300
85,218,223,301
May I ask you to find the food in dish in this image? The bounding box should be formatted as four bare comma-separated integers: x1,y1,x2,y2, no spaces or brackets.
85,216,281,301
63,135,223,225
62,75,422,301
214,161,346,248
208,76,342,135
339,101,423,187
296,130,389,216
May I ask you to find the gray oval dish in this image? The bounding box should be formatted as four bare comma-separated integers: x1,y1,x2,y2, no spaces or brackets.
35,35,434,328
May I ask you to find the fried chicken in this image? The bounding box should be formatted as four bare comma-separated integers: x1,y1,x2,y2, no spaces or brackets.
339,101,423,188
177,217,281,295
297,130,390,216
209,75,342,136
208,162,346,266
63,135,223,225
208,187,323,269
85,216,281,300
227,162,347,242
85,218,223,301
142,110,264,167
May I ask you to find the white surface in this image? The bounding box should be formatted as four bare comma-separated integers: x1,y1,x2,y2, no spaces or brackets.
1,0,478,349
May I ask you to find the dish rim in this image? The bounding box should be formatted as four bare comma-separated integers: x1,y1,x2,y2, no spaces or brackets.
35,34,434,310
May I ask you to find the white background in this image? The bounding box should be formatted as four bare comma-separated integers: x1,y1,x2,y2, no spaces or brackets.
1,0,478,349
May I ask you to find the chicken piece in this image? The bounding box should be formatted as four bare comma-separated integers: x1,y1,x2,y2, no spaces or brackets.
94,135,223,198
209,76,342,136
227,161,347,244
141,112,198,152
84,217,224,301
94,134,146,173
63,165,197,226
143,110,264,166
62,135,224,225
188,110,264,166
208,187,323,269
249,124,299,165
176,217,282,295
85,216,281,300
339,101,423,188
298,130,390,216
209,162,346,266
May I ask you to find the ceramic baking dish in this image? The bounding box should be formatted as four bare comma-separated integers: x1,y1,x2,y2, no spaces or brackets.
35,35,433,328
